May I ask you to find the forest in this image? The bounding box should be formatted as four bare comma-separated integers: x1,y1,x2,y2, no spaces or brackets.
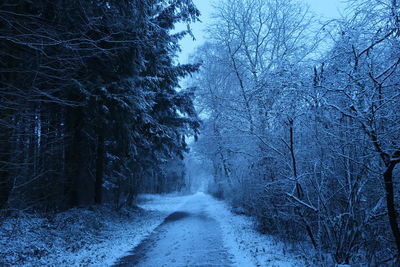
1,0,400,266
190,0,400,265
0,0,200,211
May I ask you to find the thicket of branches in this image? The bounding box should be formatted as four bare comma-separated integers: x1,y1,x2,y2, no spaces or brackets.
191,0,400,265
0,0,200,212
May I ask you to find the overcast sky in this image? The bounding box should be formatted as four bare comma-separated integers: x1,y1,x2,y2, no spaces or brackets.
177,0,346,63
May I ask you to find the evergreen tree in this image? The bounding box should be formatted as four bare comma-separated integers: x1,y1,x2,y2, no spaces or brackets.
0,0,200,211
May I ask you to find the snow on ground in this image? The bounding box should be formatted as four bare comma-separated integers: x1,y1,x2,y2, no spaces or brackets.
116,192,308,267
1,193,309,267
205,193,308,267
0,193,191,267
114,193,235,267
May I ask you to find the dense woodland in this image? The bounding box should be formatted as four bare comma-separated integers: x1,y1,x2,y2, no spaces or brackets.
190,0,400,265
0,0,200,211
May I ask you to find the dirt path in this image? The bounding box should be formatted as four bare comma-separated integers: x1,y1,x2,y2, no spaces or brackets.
113,193,234,267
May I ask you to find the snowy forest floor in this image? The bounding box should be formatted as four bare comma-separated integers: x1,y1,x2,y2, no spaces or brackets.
0,193,308,266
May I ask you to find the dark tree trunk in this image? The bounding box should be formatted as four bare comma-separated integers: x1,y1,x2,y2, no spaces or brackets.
94,132,105,205
289,121,303,198
288,120,316,248
0,126,12,209
365,129,400,257
64,107,83,208
383,161,400,255
0,123,14,210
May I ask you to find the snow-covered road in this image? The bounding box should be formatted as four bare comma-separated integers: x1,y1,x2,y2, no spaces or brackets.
1,193,305,266
114,193,235,267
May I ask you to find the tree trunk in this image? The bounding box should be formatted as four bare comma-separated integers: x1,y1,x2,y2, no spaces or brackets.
0,116,12,210
383,161,400,255
288,121,316,248
94,132,105,205
64,107,83,208
0,126,12,209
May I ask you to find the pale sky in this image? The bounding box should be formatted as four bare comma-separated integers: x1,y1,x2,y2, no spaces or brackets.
177,0,346,63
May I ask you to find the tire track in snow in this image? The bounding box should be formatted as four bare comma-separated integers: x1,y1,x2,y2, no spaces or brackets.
113,193,234,267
